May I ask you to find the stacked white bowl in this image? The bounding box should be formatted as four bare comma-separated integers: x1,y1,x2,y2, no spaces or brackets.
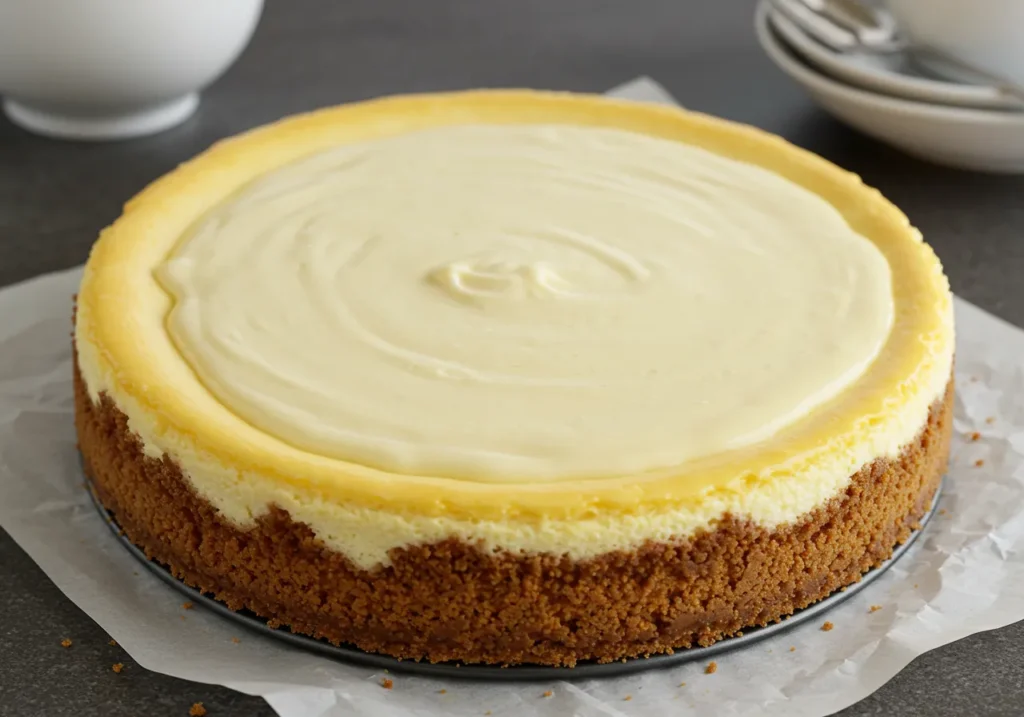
757,0,1024,172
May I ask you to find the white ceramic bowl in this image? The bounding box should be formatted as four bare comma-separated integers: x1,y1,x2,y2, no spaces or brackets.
0,0,263,140
756,2,1024,174
885,0,1024,91
767,8,1021,111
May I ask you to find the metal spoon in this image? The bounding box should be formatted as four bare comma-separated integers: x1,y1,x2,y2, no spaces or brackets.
798,0,897,49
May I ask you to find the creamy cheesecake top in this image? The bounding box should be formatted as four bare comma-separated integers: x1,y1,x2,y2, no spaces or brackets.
156,122,894,482
75,91,953,567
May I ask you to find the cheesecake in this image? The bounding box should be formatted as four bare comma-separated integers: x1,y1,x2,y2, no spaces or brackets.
73,91,954,666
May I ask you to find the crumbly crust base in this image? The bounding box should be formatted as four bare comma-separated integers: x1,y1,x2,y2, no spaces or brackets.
74,359,951,667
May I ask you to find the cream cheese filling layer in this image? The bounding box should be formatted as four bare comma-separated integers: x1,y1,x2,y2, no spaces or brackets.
74,91,955,570
157,123,895,482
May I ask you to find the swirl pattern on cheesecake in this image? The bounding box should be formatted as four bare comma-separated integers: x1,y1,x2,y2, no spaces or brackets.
156,124,895,482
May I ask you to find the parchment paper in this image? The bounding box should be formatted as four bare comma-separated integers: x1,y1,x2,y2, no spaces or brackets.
3,78,1024,717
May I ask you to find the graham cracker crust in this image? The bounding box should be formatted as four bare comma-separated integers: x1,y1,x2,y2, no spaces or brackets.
74,357,951,667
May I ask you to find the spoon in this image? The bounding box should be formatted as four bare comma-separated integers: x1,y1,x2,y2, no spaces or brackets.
797,0,898,49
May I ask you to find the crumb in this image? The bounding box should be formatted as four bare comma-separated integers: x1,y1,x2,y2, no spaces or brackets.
789,646,796,652
132,571,139,576
179,615,186,621
112,663,124,673
939,508,947,516
624,695,632,701
189,704,207,717
438,689,447,694
914,583,919,589
705,661,717,674
679,682,686,687
108,639,118,647
485,712,492,716
182,602,194,610
975,459,985,467
383,669,389,674
870,605,883,613
970,432,981,441
987,417,996,424
970,376,978,383
542,690,553,698
821,621,834,632
231,637,240,644
381,678,393,690
60,639,72,648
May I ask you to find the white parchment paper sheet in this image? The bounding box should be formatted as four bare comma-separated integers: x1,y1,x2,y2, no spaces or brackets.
3,79,1024,717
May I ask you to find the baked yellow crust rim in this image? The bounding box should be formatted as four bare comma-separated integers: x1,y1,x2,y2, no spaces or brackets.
74,90,954,523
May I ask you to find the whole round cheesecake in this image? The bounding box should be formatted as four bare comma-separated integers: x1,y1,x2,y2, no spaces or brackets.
74,91,954,666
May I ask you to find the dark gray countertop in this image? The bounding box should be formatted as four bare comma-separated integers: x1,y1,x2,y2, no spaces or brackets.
2,1,1023,715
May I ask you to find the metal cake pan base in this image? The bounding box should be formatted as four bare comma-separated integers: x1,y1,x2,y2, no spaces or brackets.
87,477,941,681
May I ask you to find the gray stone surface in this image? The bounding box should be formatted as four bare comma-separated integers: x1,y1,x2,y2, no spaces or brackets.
1,1,1022,715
